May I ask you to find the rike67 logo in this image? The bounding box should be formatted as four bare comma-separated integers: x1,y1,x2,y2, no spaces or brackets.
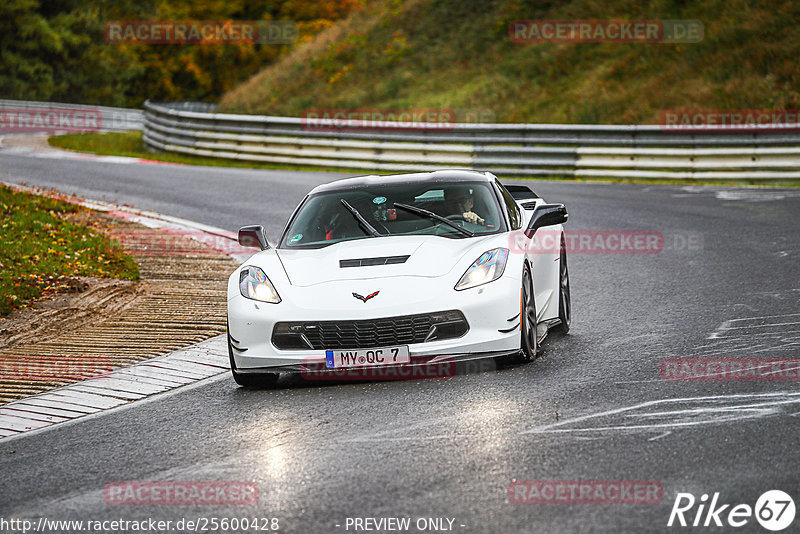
668,490,796,531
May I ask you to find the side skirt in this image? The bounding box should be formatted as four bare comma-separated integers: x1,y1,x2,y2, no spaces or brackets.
537,318,561,345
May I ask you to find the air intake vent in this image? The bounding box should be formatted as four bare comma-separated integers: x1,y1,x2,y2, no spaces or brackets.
340,255,410,268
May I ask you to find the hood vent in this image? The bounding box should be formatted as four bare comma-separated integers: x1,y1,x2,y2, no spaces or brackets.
340,255,410,268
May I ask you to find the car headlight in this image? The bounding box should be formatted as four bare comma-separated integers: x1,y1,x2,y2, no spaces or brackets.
455,248,509,291
239,266,281,303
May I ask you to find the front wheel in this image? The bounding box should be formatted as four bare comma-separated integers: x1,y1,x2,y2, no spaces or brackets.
517,263,539,363
557,239,571,334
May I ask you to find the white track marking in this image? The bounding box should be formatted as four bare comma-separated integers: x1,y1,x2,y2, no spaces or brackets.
521,391,800,436
715,320,800,331
698,308,800,358
679,186,800,203
726,312,800,323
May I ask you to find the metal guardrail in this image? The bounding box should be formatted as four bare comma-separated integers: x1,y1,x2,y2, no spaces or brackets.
0,99,143,132
138,100,797,179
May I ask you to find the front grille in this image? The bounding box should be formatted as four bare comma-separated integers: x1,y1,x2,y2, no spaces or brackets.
272,310,468,350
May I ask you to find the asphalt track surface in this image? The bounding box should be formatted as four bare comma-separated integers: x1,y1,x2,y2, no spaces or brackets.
1,154,800,533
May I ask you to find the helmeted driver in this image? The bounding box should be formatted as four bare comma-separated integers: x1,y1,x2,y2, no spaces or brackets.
444,186,485,225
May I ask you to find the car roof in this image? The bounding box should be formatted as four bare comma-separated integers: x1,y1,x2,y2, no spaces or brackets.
309,169,495,194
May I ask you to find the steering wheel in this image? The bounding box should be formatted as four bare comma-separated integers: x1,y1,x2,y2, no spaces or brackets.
445,214,466,222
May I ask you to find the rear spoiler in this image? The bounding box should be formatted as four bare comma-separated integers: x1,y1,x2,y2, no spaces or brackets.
503,185,539,200
504,184,540,206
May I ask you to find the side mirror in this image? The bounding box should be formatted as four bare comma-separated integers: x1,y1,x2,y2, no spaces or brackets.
238,225,270,250
525,203,568,238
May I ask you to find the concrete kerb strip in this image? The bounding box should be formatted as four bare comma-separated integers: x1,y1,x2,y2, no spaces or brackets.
0,336,231,442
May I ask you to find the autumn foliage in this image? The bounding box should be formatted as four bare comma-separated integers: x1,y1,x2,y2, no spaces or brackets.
0,0,364,107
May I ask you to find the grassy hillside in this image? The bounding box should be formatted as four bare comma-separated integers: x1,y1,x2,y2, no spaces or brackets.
218,0,800,123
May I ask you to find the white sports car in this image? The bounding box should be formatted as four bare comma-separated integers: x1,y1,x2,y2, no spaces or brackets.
227,170,570,386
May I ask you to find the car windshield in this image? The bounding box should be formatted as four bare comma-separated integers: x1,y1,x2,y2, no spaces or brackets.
280,181,505,248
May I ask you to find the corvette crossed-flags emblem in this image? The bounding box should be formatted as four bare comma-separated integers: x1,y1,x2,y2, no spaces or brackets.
352,291,379,302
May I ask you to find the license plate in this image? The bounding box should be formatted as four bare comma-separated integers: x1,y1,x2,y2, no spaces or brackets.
325,346,410,368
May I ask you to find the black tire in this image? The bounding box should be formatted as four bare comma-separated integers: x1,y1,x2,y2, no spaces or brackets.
517,263,539,363
557,237,571,334
228,327,279,388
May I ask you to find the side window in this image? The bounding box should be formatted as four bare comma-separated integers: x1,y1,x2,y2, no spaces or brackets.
495,181,522,230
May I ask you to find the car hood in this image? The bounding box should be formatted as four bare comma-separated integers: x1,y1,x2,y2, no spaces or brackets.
275,235,495,287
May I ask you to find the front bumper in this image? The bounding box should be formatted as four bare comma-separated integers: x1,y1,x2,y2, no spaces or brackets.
227,274,522,371
233,349,519,378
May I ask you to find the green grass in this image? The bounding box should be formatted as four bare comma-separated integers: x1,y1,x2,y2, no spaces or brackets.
218,0,800,124
0,185,139,316
48,132,145,160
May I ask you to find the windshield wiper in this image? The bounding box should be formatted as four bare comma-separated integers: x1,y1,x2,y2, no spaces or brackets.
393,203,475,237
340,199,383,237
